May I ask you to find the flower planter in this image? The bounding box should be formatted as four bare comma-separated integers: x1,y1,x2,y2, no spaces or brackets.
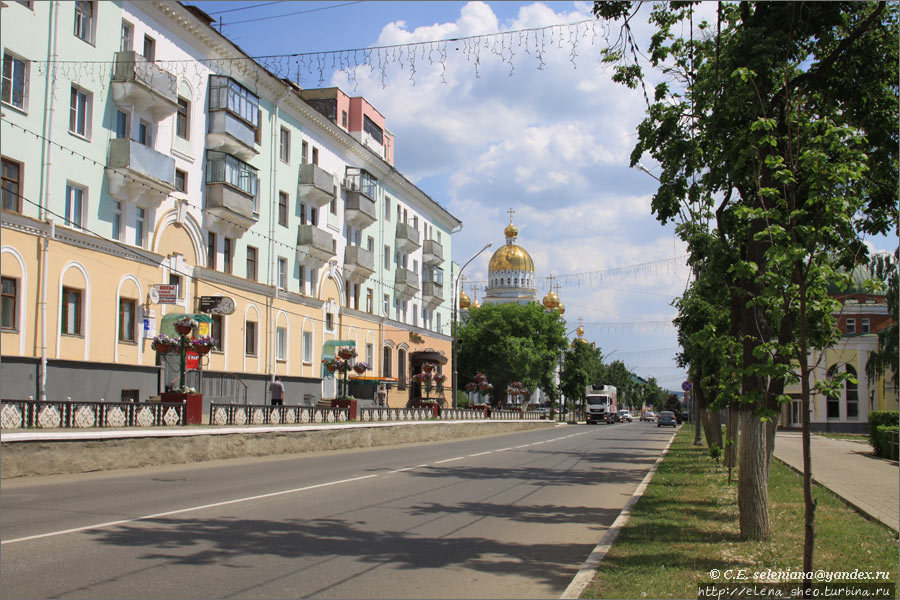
338,348,356,360
192,345,212,355
353,364,367,374
422,363,435,373
325,363,338,373
174,323,193,336
153,343,174,354
159,392,203,425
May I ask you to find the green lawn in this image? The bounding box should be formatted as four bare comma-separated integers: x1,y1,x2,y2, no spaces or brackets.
581,428,898,599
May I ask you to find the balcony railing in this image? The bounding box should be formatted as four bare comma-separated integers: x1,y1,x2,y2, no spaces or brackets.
422,281,444,306
344,190,377,229
297,224,336,263
395,267,420,299
111,51,178,118
422,238,443,265
206,111,258,161
396,222,421,252
105,138,176,207
205,182,258,231
343,245,375,282
298,164,336,208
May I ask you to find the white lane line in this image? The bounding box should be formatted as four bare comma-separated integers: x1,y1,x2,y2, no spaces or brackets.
468,451,493,457
2,473,379,546
496,447,514,452
388,466,417,473
434,457,465,464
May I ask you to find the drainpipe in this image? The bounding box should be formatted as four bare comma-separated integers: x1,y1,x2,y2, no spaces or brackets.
39,0,59,220
39,219,54,401
266,88,290,396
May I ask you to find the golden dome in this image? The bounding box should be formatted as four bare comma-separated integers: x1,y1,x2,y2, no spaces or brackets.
488,244,535,273
504,222,518,238
471,299,481,309
555,301,565,315
576,325,584,336
459,290,471,309
542,289,560,309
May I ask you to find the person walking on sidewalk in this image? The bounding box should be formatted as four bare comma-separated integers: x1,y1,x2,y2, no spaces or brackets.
270,377,285,406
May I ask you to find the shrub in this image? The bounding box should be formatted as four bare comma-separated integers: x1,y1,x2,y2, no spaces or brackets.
868,411,899,447
873,425,899,460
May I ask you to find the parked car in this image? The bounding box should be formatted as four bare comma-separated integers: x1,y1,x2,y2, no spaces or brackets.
657,411,678,427
616,410,633,422
640,411,656,422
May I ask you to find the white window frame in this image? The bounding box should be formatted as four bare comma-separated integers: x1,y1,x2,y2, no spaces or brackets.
69,85,92,139
861,318,870,334
120,19,133,52
65,182,85,229
275,326,287,361
112,200,122,240
277,257,287,289
846,318,856,334
302,330,313,364
1,51,29,112
135,206,146,247
73,1,95,45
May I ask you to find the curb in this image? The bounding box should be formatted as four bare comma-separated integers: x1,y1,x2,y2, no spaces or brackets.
560,427,680,599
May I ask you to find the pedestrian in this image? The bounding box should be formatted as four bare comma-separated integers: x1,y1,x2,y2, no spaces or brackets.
270,377,285,406
376,384,387,407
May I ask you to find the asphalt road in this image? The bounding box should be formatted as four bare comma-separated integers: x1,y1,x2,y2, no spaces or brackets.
2,422,675,599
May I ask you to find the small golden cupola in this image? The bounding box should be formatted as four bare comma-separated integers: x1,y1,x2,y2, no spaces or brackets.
555,301,565,316
542,288,560,310
459,289,471,310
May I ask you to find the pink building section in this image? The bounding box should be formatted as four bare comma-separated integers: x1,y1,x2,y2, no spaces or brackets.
299,87,395,165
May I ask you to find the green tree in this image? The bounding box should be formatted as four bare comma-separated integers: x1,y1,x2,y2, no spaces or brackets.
593,1,898,555
560,340,604,418
457,303,567,407
866,249,899,389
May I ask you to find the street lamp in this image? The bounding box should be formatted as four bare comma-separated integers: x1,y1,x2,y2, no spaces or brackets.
451,243,492,409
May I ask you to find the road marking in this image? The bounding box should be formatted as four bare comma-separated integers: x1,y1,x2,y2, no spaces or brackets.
1,473,379,546
388,466,417,473
468,451,493,457
434,456,465,464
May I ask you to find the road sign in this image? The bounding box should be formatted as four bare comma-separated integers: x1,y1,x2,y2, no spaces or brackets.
151,284,178,304
681,381,693,392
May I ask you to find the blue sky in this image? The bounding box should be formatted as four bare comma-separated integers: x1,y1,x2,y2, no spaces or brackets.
183,1,895,391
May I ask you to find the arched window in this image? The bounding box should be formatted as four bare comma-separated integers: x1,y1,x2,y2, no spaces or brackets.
398,348,407,388
826,363,859,419
382,346,392,377
826,365,840,419
845,364,858,419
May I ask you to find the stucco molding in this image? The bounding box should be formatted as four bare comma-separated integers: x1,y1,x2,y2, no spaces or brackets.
1,245,28,354
56,261,91,361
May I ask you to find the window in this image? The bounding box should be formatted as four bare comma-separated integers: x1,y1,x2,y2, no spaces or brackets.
61,287,82,335
826,365,841,419
366,288,373,313
168,272,182,298
383,294,390,316
277,257,287,289
366,343,373,370
302,331,313,363
384,245,390,270
208,75,259,128
310,207,318,226
436,312,441,334
73,1,94,44
312,147,319,165
206,151,259,199
398,348,406,389
367,236,374,252
1,276,17,330
330,197,337,215
363,115,383,144
412,304,418,327
69,85,91,138
276,326,287,360
246,246,257,281
382,346,392,377
120,20,133,52
279,127,290,163
245,320,257,355
137,120,151,146
301,140,308,164
135,206,145,246
384,196,390,220
65,183,85,228
846,365,859,419
2,52,28,110
861,318,870,334
278,191,288,227
174,168,187,193
142,34,155,61
118,298,136,342
176,97,190,140
211,315,224,351
112,200,122,240
325,312,334,332
223,237,233,274
2,157,22,213
207,231,216,269
299,201,307,225
846,318,856,334
341,110,348,128
115,109,128,138
299,265,305,292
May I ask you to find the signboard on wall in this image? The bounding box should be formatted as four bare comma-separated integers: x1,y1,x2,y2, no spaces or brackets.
150,284,178,304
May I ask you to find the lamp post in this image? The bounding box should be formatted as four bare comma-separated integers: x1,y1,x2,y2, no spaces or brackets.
451,243,492,409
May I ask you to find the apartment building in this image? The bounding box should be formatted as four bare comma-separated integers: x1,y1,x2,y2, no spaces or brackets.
0,0,461,408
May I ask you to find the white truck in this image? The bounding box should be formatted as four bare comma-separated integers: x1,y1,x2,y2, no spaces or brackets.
585,384,618,424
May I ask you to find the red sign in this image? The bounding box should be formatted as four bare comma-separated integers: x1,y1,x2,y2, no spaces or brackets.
154,284,178,304
186,350,200,370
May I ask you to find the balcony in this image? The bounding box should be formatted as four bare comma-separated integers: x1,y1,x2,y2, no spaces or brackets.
422,281,444,306
297,164,336,208
422,238,443,265
206,110,258,161
344,190,377,229
395,267,420,300
204,182,258,233
297,224,336,263
110,51,178,119
105,138,176,208
396,222,421,253
343,245,375,283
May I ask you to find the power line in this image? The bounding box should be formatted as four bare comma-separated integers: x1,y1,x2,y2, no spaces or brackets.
203,1,287,16
224,1,366,27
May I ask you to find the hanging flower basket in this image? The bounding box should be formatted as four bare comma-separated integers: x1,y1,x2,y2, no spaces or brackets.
337,347,357,360
152,334,178,354
353,362,369,374
174,317,195,336
432,373,447,384
323,357,343,372
422,362,436,373
191,335,215,355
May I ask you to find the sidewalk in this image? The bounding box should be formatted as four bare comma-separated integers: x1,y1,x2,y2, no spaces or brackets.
773,431,899,532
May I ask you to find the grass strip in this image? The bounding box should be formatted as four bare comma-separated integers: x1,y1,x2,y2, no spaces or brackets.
581,427,899,599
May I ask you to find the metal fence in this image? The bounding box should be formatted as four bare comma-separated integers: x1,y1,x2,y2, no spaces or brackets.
1,399,186,429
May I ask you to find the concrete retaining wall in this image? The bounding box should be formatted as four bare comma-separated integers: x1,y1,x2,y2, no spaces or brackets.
1,421,555,479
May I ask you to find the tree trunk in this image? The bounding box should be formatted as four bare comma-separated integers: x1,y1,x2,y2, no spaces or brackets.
738,404,771,539
725,404,739,482
702,406,723,449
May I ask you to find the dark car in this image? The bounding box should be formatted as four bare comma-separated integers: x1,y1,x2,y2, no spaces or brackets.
657,411,678,428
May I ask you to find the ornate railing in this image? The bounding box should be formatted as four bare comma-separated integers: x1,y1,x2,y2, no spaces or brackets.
210,403,349,426
1,399,186,429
